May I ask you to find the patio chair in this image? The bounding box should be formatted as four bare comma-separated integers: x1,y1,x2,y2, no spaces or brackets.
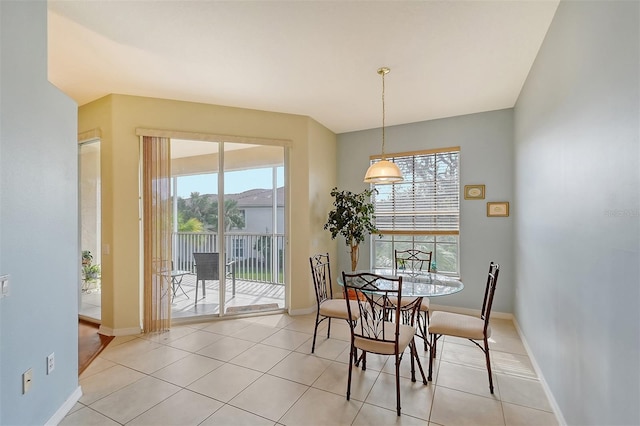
193,252,236,302
342,271,427,416
428,262,500,393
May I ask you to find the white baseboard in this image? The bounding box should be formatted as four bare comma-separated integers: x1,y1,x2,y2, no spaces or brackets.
98,325,142,336
288,306,315,316
512,318,567,426
45,385,82,425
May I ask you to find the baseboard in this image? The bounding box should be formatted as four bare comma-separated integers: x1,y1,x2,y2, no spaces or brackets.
429,303,513,320
45,385,82,425
98,325,142,336
288,306,315,316
512,318,567,426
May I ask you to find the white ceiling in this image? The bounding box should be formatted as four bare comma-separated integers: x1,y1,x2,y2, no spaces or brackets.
47,1,559,134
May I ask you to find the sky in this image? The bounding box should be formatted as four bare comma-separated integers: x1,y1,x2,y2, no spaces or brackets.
175,167,284,198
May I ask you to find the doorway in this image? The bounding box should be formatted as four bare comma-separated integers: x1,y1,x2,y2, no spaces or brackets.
79,139,101,321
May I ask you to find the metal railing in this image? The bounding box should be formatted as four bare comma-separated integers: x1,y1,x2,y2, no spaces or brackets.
172,232,285,285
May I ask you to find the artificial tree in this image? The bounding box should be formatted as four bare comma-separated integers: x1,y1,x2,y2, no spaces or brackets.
324,187,378,271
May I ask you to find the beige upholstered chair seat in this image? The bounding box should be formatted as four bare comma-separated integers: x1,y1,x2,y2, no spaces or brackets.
429,311,491,341
319,299,360,321
354,322,416,355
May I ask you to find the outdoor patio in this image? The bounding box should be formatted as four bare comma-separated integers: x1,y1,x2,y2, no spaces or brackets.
169,273,285,319
79,274,285,322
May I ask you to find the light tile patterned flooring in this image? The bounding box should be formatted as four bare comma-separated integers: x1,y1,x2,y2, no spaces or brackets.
62,313,558,425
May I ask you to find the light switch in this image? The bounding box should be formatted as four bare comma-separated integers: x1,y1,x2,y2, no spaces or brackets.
0,275,9,298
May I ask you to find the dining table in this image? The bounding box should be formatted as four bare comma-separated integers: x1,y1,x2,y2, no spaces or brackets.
337,268,464,298
337,267,464,367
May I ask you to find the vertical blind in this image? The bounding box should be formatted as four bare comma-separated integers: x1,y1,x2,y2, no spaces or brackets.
371,147,460,235
142,135,172,332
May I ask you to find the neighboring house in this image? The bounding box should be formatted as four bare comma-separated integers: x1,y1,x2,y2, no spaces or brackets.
228,187,285,234
227,187,285,263
177,187,285,262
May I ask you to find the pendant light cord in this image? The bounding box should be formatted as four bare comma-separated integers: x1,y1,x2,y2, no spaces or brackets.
380,68,387,159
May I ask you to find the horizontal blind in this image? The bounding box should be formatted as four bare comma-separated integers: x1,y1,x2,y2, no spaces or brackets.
372,149,460,235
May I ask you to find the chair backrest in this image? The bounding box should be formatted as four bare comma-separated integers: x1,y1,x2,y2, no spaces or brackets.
193,252,220,280
341,272,422,348
309,253,333,306
480,262,500,333
394,249,432,272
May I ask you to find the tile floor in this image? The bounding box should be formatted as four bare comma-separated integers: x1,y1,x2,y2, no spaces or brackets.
61,313,558,425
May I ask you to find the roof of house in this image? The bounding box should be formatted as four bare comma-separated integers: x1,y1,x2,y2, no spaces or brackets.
228,187,285,208
188,187,284,208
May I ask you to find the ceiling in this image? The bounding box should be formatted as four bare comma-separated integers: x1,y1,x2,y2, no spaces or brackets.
47,1,559,134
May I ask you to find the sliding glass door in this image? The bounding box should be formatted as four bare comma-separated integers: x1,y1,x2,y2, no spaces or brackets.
169,139,286,320
222,147,285,315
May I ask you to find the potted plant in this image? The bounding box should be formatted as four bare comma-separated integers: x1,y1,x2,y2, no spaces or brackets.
81,250,101,290
82,263,101,281
324,187,378,271
82,250,93,267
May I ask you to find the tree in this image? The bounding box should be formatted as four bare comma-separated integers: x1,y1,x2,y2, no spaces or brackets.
324,187,378,271
177,193,245,232
254,235,271,262
178,215,204,232
222,199,245,231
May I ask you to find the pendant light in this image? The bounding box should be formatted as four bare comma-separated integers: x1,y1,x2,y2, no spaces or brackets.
363,67,404,183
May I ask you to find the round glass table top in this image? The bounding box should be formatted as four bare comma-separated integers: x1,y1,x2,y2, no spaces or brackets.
337,268,464,297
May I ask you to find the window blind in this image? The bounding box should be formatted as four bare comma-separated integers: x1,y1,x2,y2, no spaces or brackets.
371,147,460,235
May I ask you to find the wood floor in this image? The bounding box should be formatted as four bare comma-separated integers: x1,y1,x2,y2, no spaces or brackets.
78,319,114,375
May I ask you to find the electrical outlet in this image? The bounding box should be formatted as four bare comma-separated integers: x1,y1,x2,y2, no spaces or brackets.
47,353,55,374
23,368,33,394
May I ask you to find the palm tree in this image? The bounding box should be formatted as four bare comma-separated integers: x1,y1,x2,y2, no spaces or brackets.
222,199,245,231
178,215,204,232
177,193,244,232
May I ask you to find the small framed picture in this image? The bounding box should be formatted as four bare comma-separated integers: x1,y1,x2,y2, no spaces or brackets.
464,184,485,200
487,202,509,217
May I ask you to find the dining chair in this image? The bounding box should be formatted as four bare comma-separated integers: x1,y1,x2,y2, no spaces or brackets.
309,254,360,355
428,262,500,393
192,252,236,302
342,271,427,416
394,249,433,351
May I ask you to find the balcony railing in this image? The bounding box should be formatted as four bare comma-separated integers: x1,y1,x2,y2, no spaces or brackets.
172,232,285,285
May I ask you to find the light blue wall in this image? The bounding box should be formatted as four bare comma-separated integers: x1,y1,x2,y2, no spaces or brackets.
0,1,79,424
337,109,514,313
513,1,639,425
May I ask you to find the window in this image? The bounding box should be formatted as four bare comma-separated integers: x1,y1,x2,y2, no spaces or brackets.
370,147,460,275
233,238,244,259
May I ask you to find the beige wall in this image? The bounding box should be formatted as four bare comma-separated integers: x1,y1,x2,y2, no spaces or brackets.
78,94,337,333
307,119,339,295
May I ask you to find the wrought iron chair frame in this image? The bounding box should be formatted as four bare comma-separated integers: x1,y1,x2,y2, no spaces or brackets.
394,249,433,351
428,262,500,393
309,254,359,358
342,271,427,416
